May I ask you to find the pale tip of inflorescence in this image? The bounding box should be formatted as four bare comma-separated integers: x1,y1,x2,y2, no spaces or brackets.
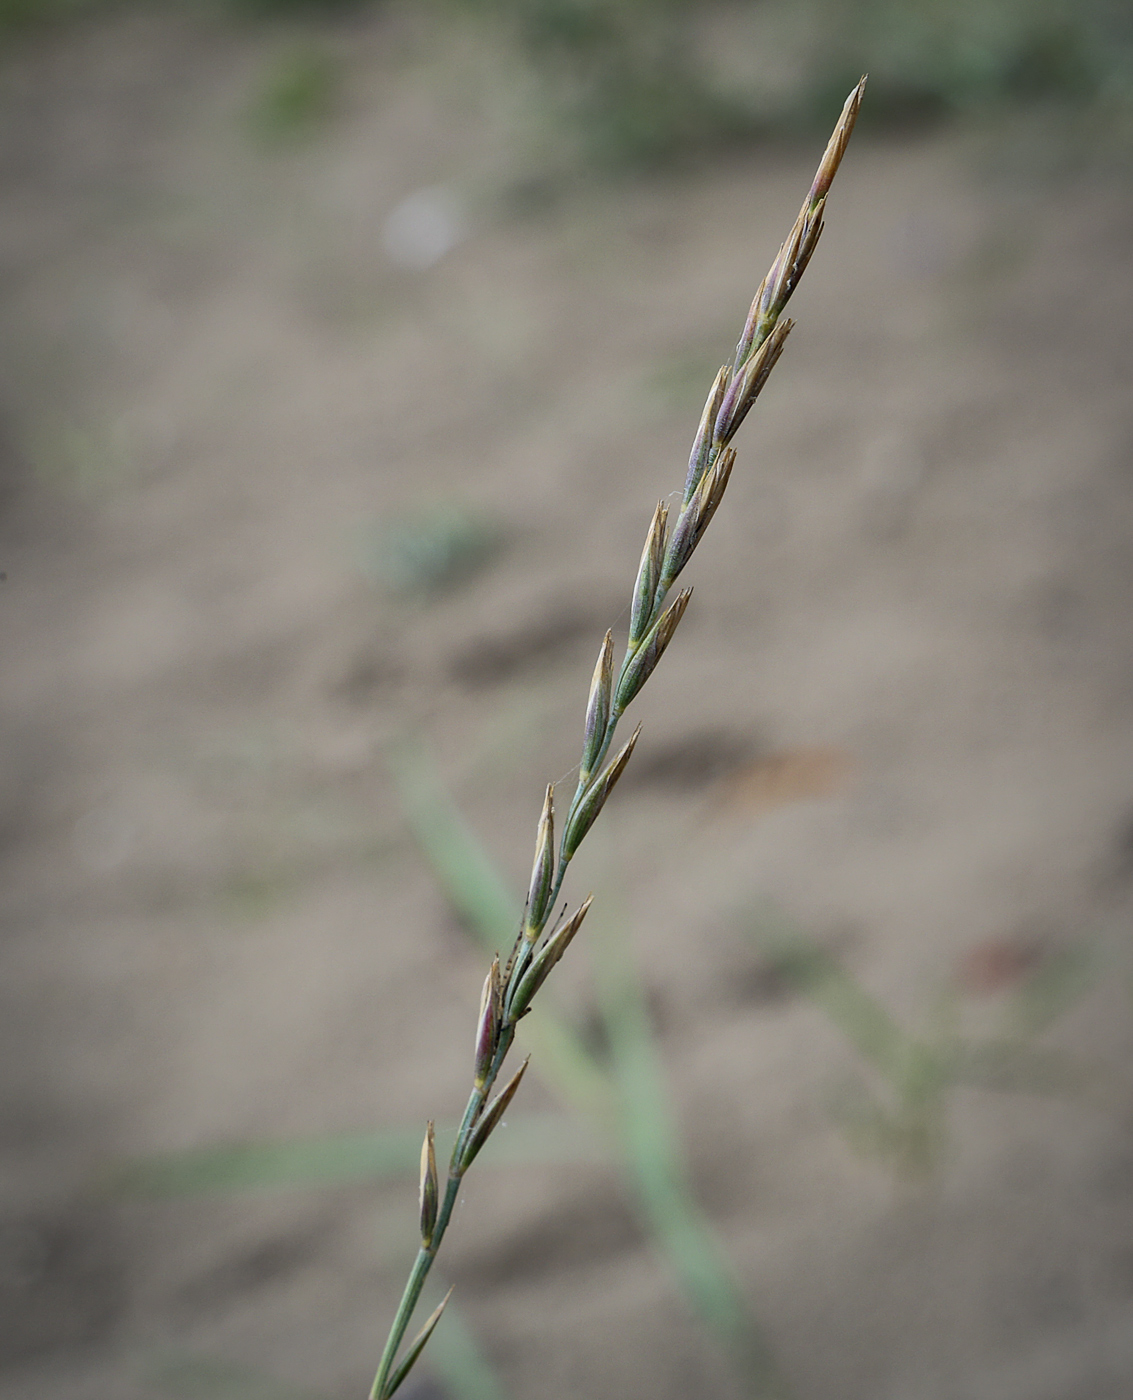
810,75,867,208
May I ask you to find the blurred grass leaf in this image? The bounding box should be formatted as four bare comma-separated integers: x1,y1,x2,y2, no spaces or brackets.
245,42,340,146
110,1113,598,1198
226,0,364,14
763,933,908,1084
751,915,1095,1178
1009,944,1095,1037
421,1289,512,1400
590,908,792,1399
359,507,506,600
6,0,1133,168
111,1127,423,1197
826,1078,944,1179
950,1039,1088,1095
148,1351,326,1400
32,421,134,498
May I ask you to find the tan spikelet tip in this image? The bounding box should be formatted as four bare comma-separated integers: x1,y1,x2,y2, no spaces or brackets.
810,75,867,207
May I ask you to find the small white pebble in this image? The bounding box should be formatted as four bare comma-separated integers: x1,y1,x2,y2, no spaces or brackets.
382,186,467,270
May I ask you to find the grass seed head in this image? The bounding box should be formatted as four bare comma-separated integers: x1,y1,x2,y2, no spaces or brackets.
580,631,615,786
615,590,692,713
510,894,594,1018
683,364,731,504
732,76,863,374
562,724,642,860
662,445,735,589
524,784,556,939
418,1121,438,1247
717,320,793,444
695,447,735,545
371,81,866,1400
808,75,866,209
459,1058,530,1171
630,501,669,647
473,957,502,1089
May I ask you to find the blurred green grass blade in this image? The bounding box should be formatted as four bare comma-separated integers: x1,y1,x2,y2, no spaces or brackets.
951,1040,1088,1095
472,1110,606,1165
591,913,792,1400
111,1127,423,1197
511,1007,617,1127
1009,945,1095,1037
110,1114,598,1198
359,506,505,599
588,912,681,1189
147,1350,326,1400
245,42,339,147
389,738,520,947
388,739,615,1124
756,927,908,1085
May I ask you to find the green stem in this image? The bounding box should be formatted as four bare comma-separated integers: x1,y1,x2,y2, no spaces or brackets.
369,1244,433,1400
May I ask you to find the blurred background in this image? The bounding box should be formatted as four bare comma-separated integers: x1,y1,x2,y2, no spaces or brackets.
2,3,1133,1399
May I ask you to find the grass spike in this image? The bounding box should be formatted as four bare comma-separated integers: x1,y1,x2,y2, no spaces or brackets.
369,80,865,1398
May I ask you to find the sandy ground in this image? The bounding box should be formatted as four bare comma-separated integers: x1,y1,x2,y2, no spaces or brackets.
2,9,1133,1400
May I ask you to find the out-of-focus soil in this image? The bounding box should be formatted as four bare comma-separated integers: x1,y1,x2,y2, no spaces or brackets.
2,9,1133,1400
